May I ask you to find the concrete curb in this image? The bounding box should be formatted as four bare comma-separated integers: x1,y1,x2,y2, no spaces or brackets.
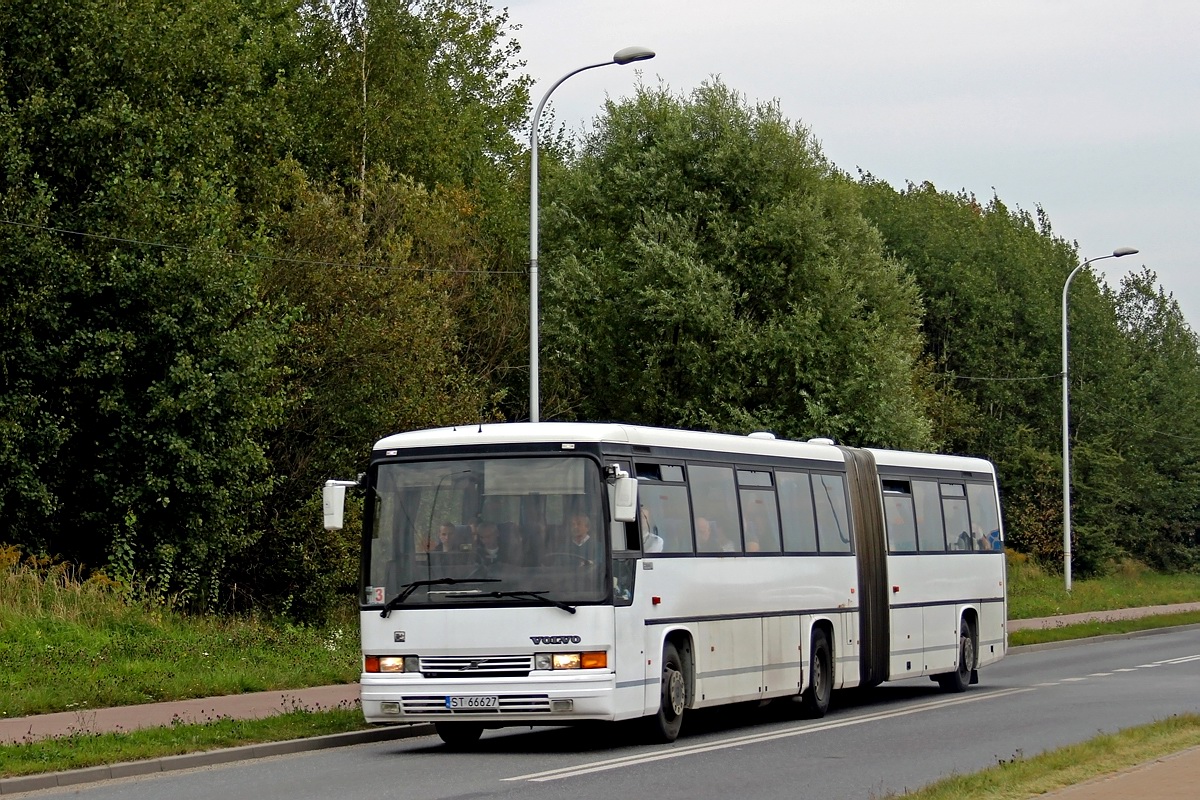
0,724,435,796
1008,621,1200,655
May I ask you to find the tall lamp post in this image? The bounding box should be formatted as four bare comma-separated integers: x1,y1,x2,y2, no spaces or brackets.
1062,246,1138,591
529,46,655,423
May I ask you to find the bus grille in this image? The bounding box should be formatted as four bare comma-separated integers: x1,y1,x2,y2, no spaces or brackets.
419,654,533,676
401,695,551,714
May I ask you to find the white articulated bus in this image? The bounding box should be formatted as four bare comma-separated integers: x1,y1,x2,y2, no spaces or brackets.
323,422,1007,746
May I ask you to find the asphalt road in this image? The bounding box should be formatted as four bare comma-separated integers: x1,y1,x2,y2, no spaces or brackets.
19,628,1200,800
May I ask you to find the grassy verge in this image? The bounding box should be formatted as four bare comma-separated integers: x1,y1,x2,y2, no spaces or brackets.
896,713,1200,799
0,709,371,778
0,546,359,718
1006,553,1200,619
1010,611,1200,647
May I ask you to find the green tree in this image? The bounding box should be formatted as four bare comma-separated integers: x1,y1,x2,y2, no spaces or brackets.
238,165,500,619
0,0,300,604
539,80,930,448
1101,270,1200,569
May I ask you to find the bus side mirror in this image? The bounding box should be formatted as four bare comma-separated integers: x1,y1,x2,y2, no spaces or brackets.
323,480,358,530
613,475,637,523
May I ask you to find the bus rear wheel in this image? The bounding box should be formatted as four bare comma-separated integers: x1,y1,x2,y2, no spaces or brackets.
647,641,687,743
435,722,484,748
936,619,975,693
799,628,832,718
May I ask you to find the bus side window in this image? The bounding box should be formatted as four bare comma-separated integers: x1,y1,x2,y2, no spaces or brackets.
778,471,818,552
814,473,851,553
940,483,971,551
966,482,1003,551
689,465,741,553
608,460,640,551
882,479,917,553
913,480,946,552
642,483,692,553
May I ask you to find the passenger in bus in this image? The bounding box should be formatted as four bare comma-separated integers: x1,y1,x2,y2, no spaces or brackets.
564,512,600,564
970,524,987,551
474,522,506,567
696,517,737,552
435,522,460,552
743,507,779,552
639,504,665,553
498,522,531,566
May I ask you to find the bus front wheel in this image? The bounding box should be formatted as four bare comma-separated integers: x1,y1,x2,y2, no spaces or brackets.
799,628,832,718
648,641,687,743
435,722,484,748
936,619,975,693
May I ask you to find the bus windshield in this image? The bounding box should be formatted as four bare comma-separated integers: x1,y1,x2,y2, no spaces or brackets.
364,456,608,608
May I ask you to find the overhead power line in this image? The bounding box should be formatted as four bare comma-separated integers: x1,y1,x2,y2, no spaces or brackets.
0,218,524,276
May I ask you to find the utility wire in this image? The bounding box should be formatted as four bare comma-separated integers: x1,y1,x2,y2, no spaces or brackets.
950,372,1062,382
0,218,525,275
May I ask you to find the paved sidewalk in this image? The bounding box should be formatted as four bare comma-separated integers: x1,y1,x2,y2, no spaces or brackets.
2,603,1199,795
0,684,361,745
1006,601,1200,631
1040,744,1200,799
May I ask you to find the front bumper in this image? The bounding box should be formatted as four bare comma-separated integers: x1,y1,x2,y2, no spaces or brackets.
360,671,618,724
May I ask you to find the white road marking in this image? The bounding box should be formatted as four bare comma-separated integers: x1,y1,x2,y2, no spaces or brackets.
503,652,1200,783
504,687,1033,782
1158,654,1200,665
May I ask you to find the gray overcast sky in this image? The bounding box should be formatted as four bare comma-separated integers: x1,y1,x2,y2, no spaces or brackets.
496,1,1199,328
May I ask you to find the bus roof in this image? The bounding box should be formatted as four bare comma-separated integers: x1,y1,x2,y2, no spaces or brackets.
373,422,847,463
373,423,993,475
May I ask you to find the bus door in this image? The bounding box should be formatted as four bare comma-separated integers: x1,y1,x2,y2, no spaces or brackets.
608,459,650,719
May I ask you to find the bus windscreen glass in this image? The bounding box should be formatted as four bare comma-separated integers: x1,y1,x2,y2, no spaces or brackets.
364,457,607,607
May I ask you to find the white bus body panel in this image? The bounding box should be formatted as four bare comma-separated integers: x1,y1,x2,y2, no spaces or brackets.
635,553,859,709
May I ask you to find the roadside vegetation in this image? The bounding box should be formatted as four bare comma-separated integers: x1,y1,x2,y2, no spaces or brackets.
896,713,1200,799
1006,552,1200,619
0,709,368,778
0,546,358,719
4,545,1200,781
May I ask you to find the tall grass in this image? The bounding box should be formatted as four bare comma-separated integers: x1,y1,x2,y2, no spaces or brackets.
0,546,359,718
5,545,1199,719
1006,550,1200,619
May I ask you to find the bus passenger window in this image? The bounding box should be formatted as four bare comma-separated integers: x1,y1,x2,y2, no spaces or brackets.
740,489,781,552
689,465,741,553
913,480,945,552
778,471,818,552
814,474,851,553
966,483,1002,551
882,480,917,553
642,484,692,553
941,483,971,551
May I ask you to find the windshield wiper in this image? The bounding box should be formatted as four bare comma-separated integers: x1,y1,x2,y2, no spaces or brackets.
379,578,500,617
482,590,576,614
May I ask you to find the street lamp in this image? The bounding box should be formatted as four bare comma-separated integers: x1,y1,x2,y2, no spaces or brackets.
1062,246,1138,591
528,46,655,423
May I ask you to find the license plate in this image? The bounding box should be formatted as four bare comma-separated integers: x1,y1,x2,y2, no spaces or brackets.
446,695,499,709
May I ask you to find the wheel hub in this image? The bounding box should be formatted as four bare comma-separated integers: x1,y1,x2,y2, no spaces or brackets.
666,669,686,715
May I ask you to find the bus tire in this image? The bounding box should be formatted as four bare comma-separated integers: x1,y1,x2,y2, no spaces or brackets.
435,722,484,748
936,619,975,693
799,628,832,718
648,641,687,743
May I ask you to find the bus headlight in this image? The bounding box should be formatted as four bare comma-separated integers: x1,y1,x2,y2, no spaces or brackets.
364,655,420,673
534,652,607,670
